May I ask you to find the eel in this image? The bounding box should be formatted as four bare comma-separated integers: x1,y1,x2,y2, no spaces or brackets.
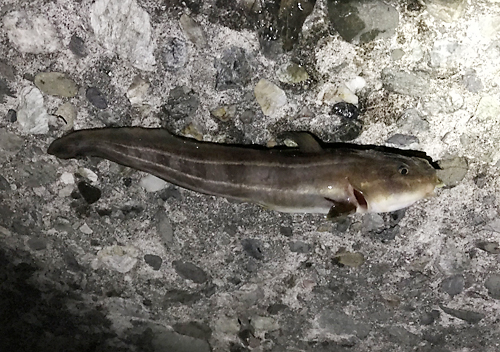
47,127,441,217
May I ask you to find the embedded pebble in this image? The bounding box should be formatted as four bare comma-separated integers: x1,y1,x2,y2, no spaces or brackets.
144,254,162,270
441,274,464,296
215,47,253,90
386,134,419,146
427,0,467,22
440,305,484,323
475,241,500,254
484,273,500,299
462,70,483,93
241,238,264,259
0,60,15,81
164,86,200,121
86,87,108,109
17,86,50,134
254,79,287,116
180,14,207,48
27,237,47,251
156,212,174,246
0,129,24,164
327,0,399,43
7,109,17,122
95,245,138,273
173,321,212,340
60,172,75,185
288,241,312,253
126,76,149,105
276,63,309,84
396,109,430,133
34,72,78,98
140,174,168,192
429,39,459,68
333,250,365,268
77,181,101,204
90,0,155,71
0,78,15,103
55,102,77,130
69,35,88,57
79,223,93,235
332,102,359,119
436,157,468,187
161,37,188,71
172,260,208,283
318,83,358,106
381,68,429,97
279,0,316,50
3,11,60,53
78,168,98,183
420,310,440,325
211,105,236,122
0,175,10,191
319,307,371,338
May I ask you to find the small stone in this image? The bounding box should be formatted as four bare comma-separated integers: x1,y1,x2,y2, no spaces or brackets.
333,250,364,268
441,274,464,296
429,39,459,68
0,175,10,191
386,134,419,146
181,124,203,141
0,79,15,103
3,11,60,53
241,238,264,259
60,172,74,185
0,129,24,164
27,237,47,251
278,0,316,50
396,109,430,133
485,273,500,299
86,87,108,109
79,223,93,234
126,76,149,105
55,102,77,130
267,303,288,315
211,105,236,122
172,260,208,283
215,47,253,90
144,254,163,270
69,35,88,57
7,109,17,122
156,212,174,246
276,63,309,84
332,102,359,119
420,310,440,325
254,79,287,116
253,316,279,332
34,72,78,98
440,305,484,323
436,157,468,187
391,48,405,60
319,307,371,338
163,86,199,122
17,86,50,134
173,321,212,340
332,117,363,142
327,0,399,43
161,37,188,71
77,181,101,204
78,168,98,183
159,187,182,201
0,60,15,81
426,0,467,23
90,0,155,71
95,245,138,273
288,241,312,253
462,70,483,93
179,14,207,47
381,68,430,97
280,226,293,237
476,241,500,254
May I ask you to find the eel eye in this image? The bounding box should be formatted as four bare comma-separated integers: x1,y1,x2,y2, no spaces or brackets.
398,165,409,175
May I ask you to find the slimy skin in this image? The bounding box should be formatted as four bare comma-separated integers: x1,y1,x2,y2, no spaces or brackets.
47,127,440,217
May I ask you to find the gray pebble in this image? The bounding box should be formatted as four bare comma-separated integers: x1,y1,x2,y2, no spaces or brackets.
280,226,293,237
172,260,208,283
0,174,10,190
288,241,312,253
267,303,288,315
86,87,108,109
144,254,162,270
0,78,15,103
484,273,500,299
27,237,47,251
161,37,188,71
441,274,464,296
462,70,483,93
173,321,212,340
155,212,174,247
241,238,264,259
440,305,484,324
163,86,199,122
163,289,202,306
69,35,87,57
386,133,419,146
436,157,468,187
381,68,430,97
77,181,101,204
420,309,440,325
475,241,500,254
215,47,253,90
7,109,16,122
0,60,15,81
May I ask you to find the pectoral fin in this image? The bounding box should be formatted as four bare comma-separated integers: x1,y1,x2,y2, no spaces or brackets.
325,198,357,219
281,132,323,153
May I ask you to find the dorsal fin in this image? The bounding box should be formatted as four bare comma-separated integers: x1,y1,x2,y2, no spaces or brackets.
281,132,323,153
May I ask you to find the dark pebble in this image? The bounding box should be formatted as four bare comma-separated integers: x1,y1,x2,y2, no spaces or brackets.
77,181,101,204
159,186,182,201
69,35,88,57
267,303,288,315
440,305,484,324
386,134,419,146
476,241,500,254
161,37,188,71
144,254,162,270
86,87,108,109
241,238,264,259
280,226,293,237
7,109,16,122
215,47,253,90
163,289,202,306
420,309,440,325
0,175,10,190
173,321,212,340
333,117,363,142
123,177,132,187
441,274,464,296
172,260,208,283
332,102,359,119
27,237,47,251
288,241,312,253
484,273,500,299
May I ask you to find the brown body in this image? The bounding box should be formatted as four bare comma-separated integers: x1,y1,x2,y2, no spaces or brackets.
47,127,440,216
